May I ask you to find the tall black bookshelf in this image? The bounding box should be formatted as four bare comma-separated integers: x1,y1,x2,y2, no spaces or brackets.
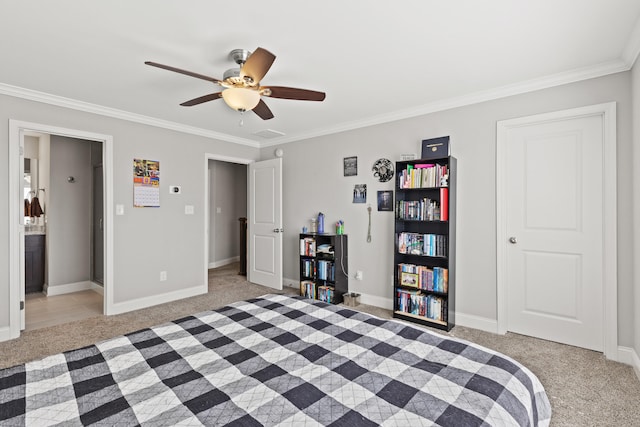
393,156,456,331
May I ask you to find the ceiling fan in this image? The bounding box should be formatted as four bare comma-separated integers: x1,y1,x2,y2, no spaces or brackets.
145,47,326,120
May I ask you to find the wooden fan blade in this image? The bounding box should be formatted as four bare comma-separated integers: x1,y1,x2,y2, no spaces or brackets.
145,61,221,84
252,99,274,120
180,92,223,106
240,48,275,84
262,86,326,101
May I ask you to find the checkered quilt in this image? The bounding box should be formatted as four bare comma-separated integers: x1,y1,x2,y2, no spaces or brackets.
0,294,551,426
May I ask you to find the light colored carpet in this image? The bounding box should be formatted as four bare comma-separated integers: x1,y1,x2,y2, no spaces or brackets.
1,263,639,426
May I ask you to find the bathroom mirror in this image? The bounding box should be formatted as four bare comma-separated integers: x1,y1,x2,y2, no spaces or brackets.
24,158,38,219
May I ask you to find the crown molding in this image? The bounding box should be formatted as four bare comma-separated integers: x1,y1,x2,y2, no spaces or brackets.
262,58,630,146
622,15,640,68
0,83,260,148
1,57,632,149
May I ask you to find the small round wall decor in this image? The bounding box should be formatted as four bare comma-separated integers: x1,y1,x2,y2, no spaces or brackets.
372,158,394,182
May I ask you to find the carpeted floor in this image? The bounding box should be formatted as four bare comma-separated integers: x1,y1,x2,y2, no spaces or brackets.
1,263,639,426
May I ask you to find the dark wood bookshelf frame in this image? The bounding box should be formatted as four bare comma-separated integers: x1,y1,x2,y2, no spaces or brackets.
393,157,456,331
299,233,348,305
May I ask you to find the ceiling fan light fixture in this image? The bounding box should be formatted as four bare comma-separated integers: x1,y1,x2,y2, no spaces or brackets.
222,87,260,112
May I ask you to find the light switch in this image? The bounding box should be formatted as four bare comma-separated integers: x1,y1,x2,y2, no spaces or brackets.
185,205,194,215
116,204,124,215
216,207,222,214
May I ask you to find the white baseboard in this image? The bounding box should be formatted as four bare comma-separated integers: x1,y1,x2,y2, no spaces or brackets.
359,292,393,310
0,326,15,342
283,277,298,289
454,312,499,334
618,346,640,381
208,256,240,269
91,282,104,296
107,284,207,316
45,280,92,296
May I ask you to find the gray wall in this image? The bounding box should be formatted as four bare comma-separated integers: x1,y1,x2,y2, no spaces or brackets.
264,71,636,347
47,136,92,288
0,92,261,329
208,160,247,265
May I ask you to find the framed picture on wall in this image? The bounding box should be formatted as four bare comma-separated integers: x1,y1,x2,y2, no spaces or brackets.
377,190,393,211
344,156,358,176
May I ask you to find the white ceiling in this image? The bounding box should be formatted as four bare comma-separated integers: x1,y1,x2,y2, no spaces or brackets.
1,1,640,147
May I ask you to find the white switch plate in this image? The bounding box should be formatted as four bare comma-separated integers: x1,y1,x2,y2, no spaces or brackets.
116,204,124,215
216,207,222,214
160,271,167,281
185,205,194,215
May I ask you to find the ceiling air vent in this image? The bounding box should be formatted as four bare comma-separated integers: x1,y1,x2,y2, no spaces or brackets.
253,129,285,139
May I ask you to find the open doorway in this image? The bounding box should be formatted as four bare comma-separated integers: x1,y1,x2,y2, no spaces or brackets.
24,135,105,330
206,158,247,281
8,120,113,339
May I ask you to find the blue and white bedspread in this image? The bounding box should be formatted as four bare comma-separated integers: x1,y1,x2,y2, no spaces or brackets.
0,294,551,426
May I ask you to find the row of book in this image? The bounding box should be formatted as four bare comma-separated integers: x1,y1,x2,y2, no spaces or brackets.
397,232,448,257
317,285,335,303
398,163,449,189
300,237,316,256
300,281,336,304
300,280,316,299
396,288,448,322
317,260,335,281
301,259,315,278
396,189,449,221
397,263,448,293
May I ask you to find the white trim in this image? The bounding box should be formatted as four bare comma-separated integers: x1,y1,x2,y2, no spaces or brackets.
7,120,114,343
108,285,204,316
0,326,12,343
0,83,259,148
91,282,104,296
496,102,618,360
1,59,630,148
208,256,240,269
45,281,93,296
622,15,640,68
454,313,499,334
617,347,640,382
261,60,629,146
358,293,393,311
204,153,254,298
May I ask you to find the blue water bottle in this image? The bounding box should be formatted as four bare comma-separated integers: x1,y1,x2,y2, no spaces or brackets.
317,212,325,234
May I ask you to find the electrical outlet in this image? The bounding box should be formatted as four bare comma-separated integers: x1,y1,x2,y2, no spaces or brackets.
160,271,167,281
355,270,363,280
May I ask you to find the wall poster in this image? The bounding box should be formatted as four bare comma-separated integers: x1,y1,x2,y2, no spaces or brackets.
133,158,160,207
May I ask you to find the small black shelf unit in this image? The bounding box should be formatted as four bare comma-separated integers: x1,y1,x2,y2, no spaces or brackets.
393,156,456,331
299,233,348,305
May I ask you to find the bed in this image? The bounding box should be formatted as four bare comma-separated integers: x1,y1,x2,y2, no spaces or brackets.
0,294,551,426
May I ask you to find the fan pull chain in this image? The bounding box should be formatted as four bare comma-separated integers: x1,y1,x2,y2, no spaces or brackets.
238,111,245,127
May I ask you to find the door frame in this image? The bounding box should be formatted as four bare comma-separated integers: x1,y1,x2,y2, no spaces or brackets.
496,102,617,360
8,120,114,339
203,153,253,288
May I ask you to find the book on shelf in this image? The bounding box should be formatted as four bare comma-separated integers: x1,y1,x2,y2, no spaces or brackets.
398,263,448,292
300,280,316,299
300,237,316,256
396,288,447,322
398,163,449,189
440,187,449,221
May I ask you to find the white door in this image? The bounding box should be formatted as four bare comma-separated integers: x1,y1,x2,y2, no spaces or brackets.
498,108,613,352
248,158,283,290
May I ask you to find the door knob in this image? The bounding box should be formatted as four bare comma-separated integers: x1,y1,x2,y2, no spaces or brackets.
509,236,517,244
